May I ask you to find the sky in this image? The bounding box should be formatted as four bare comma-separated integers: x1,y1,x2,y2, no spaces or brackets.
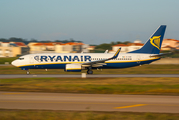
0,0,179,44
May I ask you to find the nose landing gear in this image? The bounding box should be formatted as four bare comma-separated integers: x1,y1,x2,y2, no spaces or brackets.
26,70,30,75
21,68,30,75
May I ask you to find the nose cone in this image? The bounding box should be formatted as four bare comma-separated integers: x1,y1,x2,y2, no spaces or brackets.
11,60,17,67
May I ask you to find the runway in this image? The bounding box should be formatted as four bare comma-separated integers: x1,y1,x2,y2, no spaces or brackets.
0,74,179,78
0,92,179,113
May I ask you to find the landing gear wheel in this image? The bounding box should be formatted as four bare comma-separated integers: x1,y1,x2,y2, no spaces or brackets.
87,70,93,74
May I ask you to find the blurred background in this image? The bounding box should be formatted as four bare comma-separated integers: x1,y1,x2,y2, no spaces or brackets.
0,0,179,59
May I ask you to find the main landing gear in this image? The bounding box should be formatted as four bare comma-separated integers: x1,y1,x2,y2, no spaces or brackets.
22,68,30,75
87,67,93,74
87,70,93,74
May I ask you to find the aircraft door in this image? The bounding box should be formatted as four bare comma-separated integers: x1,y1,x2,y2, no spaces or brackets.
29,56,34,64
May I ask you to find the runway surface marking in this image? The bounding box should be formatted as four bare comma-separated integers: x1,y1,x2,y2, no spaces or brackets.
114,104,147,109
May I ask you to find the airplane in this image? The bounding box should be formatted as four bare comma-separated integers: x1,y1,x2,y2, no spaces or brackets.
11,25,166,74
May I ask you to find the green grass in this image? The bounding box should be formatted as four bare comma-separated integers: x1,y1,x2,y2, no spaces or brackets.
0,109,179,120
0,64,179,74
0,57,18,64
1,77,179,95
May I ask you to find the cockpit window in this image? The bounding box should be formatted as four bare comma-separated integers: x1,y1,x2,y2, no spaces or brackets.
18,58,24,60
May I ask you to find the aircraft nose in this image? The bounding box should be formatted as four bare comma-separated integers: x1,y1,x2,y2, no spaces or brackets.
11,60,17,66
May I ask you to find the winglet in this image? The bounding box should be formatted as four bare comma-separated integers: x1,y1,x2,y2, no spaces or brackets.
111,48,121,59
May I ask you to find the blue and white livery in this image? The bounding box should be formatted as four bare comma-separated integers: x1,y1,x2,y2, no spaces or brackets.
12,25,166,74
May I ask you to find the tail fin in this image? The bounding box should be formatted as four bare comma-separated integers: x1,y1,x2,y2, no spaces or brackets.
129,25,166,54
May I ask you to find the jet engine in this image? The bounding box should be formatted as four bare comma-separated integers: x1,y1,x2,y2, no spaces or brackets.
65,64,82,72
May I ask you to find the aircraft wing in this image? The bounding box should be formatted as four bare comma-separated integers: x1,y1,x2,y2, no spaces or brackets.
82,48,121,67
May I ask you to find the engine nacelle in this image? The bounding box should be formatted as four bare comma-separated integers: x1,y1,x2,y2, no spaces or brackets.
65,64,82,72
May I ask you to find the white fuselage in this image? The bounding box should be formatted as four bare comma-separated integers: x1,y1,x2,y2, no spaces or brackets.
11,53,160,70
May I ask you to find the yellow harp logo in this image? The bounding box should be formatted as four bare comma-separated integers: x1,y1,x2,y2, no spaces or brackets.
150,36,161,50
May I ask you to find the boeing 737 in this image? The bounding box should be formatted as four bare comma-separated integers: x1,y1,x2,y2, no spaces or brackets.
11,25,166,74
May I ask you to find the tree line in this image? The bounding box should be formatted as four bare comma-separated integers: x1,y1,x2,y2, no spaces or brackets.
95,41,131,50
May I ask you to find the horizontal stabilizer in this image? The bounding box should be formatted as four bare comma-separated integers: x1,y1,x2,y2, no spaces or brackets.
150,52,172,57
